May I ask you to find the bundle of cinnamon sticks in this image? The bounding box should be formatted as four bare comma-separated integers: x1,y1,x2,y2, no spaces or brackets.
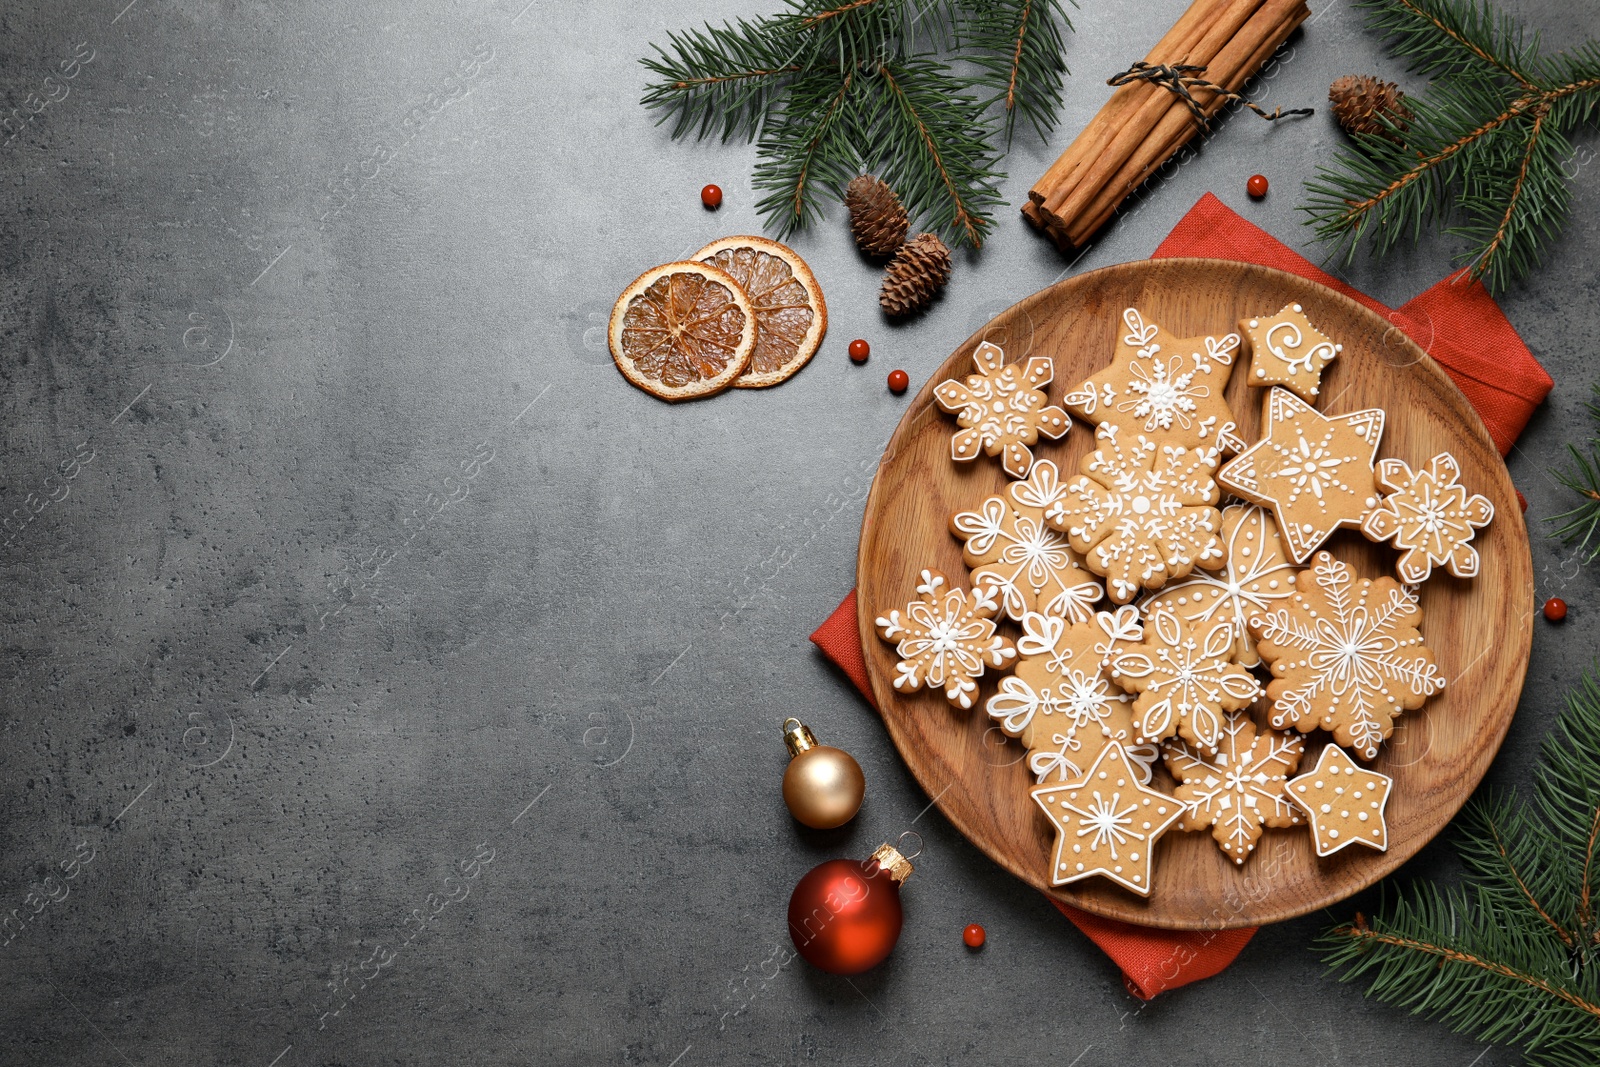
1024,0,1310,251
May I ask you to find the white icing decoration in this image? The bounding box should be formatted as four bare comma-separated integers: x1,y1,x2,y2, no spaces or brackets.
1250,553,1446,759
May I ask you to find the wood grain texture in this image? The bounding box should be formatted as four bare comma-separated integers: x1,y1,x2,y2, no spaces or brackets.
855,258,1533,930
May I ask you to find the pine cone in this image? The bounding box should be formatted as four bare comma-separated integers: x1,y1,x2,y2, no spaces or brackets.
1329,74,1412,142
846,175,910,259
880,233,952,318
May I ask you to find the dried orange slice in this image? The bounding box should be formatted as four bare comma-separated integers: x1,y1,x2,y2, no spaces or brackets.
609,261,756,402
694,235,827,389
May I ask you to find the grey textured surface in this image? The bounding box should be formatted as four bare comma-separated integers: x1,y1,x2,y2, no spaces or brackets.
2,1,1597,1064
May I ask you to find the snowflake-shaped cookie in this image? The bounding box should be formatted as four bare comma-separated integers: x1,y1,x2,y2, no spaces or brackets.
1165,711,1304,864
985,607,1159,784
1249,551,1446,759
1286,744,1393,856
1142,504,1302,667
934,341,1071,479
875,569,1017,710
1360,452,1494,583
950,465,1104,623
1217,388,1386,564
1108,607,1263,750
1030,742,1184,895
1043,423,1226,603
1063,307,1244,453
1240,302,1341,401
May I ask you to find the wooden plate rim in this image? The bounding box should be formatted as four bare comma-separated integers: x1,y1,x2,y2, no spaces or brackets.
854,256,1532,929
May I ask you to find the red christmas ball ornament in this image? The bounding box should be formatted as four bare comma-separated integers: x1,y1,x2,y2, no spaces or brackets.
848,338,871,363
1544,597,1568,622
1515,489,1528,513
963,923,986,949
887,369,909,394
701,184,723,210
788,839,916,975
1247,174,1269,199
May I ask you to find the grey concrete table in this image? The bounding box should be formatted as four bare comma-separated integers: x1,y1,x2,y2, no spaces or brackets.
2,1,1596,1064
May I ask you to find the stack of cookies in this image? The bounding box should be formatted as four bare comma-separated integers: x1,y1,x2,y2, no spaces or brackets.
874,303,1492,897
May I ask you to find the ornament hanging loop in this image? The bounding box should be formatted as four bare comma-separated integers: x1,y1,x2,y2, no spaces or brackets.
896,830,923,861
782,717,819,757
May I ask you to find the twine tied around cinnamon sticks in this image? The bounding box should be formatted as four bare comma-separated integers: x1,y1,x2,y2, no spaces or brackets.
1024,0,1313,252
1107,61,1314,128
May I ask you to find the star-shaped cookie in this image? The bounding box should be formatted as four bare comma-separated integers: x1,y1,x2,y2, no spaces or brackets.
1360,452,1494,583
1063,307,1244,454
1285,744,1393,856
934,341,1070,479
1217,388,1386,564
1240,302,1341,401
1031,742,1184,895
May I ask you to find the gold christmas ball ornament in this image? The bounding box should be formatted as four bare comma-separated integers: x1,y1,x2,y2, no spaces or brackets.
781,718,866,829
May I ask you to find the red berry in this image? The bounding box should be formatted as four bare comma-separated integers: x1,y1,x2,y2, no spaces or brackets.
887,369,909,394
848,338,871,363
1544,597,1568,622
1516,489,1528,513
1247,174,1269,199
701,184,723,210
963,923,986,949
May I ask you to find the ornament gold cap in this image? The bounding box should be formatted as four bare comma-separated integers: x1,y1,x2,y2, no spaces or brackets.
869,839,916,885
868,843,913,884
782,717,819,758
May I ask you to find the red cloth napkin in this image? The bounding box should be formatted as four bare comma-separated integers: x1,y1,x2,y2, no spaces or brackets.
810,192,1552,1000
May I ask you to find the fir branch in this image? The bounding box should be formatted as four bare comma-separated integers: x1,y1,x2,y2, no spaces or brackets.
640,17,807,142
1578,805,1600,934
639,0,1071,248
1548,382,1600,563
1301,0,1600,292
1460,796,1579,946
1366,0,1540,88
1321,668,1600,1067
961,0,1074,141
1325,907,1600,1037
753,66,863,238
868,58,1004,246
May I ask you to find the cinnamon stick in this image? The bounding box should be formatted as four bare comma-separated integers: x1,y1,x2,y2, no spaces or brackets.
1041,0,1268,225
1025,0,1310,251
1028,0,1235,211
1064,0,1309,245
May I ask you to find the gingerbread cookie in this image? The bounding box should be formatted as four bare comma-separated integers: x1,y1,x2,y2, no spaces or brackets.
1006,455,1076,520
933,341,1070,479
1217,388,1386,564
875,569,1017,710
1108,606,1262,750
1249,551,1446,759
1360,452,1494,583
1063,307,1244,454
1141,504,1301,668
1240,302,1341,402
1043,423,1225,603
1286,744,1393,856
1030,725,1161,786
986,607,1157,783
1031,742,1184,895
950,470,1103,623
1165,711,1304,864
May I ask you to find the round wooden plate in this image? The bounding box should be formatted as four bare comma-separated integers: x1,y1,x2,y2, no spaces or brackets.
855,258,1532,930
